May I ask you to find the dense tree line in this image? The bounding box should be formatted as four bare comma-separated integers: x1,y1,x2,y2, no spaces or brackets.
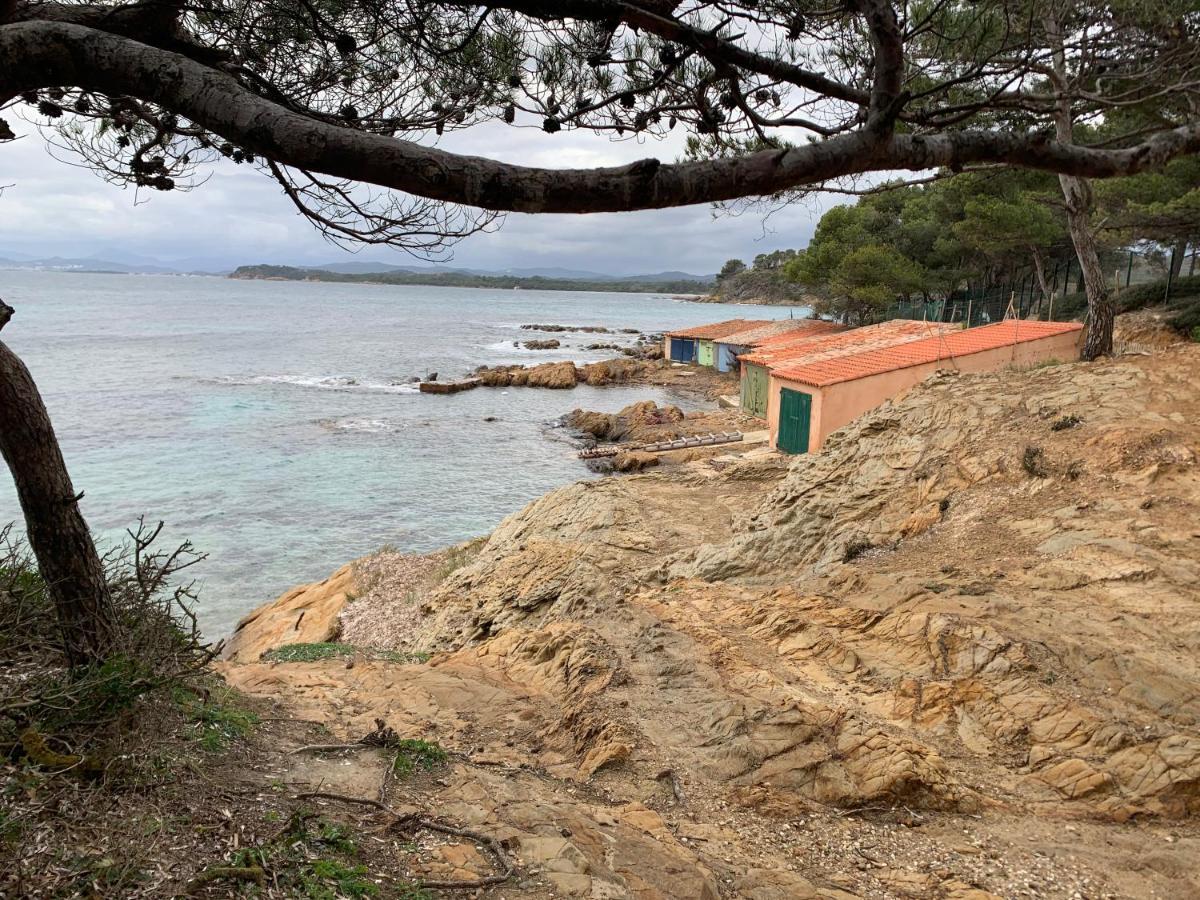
711,250,808,305
775,168,1197,325
231,265,714,294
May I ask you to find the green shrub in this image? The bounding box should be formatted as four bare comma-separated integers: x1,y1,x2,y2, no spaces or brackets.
1168,294,1200,336
1043,275,1200,324
211,815,384,899
391,739,448,777
263,642,353,662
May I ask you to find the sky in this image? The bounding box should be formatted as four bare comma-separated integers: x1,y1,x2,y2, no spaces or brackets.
0,113,845,275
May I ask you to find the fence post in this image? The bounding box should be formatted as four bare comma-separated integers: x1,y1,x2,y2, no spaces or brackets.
1126,251,1134,287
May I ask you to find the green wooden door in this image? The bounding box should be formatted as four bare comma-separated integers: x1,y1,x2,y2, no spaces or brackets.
697,340,715,367
778,388,812,454
740,363,769,417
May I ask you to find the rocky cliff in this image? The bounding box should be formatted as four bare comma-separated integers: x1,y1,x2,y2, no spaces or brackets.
222,343,1200,899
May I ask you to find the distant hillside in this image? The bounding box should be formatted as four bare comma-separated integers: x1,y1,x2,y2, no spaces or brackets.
0,255,179,274
230,264,714,294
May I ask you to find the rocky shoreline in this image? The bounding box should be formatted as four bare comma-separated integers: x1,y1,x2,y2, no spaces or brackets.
221,340,1200,899
420,321,740,401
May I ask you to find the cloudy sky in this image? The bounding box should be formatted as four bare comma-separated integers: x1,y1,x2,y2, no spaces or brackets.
0,113,844,275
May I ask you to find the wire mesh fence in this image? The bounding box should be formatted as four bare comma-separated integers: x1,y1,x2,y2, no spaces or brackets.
876,249,1180,328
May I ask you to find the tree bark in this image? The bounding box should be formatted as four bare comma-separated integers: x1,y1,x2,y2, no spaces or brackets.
1059,175,1113,359
1170,237,1188,281
1046,13,1111,360
0,303,116,667
2,22,1200,215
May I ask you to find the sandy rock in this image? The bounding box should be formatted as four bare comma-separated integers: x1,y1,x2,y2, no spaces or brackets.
613,450,659,472
223,562,356,662
223,346,1200,900
478,360,579,388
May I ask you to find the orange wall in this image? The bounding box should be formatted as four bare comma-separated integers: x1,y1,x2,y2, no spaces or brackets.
767,329,1083,453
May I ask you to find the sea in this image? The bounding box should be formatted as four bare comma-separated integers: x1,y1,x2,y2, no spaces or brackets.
0,271,800,638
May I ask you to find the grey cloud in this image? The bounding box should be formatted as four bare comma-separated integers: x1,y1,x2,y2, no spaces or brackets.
1,116,841,274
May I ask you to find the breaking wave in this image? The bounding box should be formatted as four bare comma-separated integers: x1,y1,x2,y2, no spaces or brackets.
316,417,408,434
212,374,421,394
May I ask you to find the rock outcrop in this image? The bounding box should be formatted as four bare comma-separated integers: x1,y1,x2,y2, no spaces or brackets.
223,562,357,663
224,345,1200,899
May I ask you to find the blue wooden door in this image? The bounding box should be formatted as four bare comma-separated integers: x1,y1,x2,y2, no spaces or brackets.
778,388,812,454
670,338,695,361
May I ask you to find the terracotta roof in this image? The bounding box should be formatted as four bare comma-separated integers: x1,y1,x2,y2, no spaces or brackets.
713,319,843,347
772,320,1084,387
667,318,771,340
740,320,950,368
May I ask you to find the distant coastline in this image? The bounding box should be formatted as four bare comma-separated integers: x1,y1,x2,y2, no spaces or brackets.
229,263,715,296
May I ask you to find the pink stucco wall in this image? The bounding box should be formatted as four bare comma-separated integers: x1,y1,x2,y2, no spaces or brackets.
767,329,1084,453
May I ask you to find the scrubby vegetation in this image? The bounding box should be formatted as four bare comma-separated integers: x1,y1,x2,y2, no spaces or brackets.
263,642,430,664
191,812,401,898
0,520,224,775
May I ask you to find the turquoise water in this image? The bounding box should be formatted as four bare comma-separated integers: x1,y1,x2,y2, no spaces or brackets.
0,271,799,637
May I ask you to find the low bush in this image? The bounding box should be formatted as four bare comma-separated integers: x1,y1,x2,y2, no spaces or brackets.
0,519,228,775
1022,446,1049,478
196,812,408,899
1042,275,1200,329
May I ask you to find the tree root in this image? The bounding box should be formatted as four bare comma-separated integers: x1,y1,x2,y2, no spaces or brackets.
294,790,516,890
19,727,102,774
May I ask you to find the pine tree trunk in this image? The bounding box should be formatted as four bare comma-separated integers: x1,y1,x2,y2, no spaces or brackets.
0,303,116,667
1059,175,1114,359
1170,238,1187,281
1045,12,1112,361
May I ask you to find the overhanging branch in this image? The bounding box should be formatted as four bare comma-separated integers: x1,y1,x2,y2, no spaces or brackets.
4,20,1200,215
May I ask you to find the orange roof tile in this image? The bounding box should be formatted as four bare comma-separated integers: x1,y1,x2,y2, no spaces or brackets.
772,320,1083,387
667,318,770,339
714,319,843,347
741,320,951,368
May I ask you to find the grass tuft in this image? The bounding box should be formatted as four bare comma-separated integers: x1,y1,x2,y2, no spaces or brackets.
842,539,873,563
173,684,259,752
391,739,448,778
263,643,430,664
